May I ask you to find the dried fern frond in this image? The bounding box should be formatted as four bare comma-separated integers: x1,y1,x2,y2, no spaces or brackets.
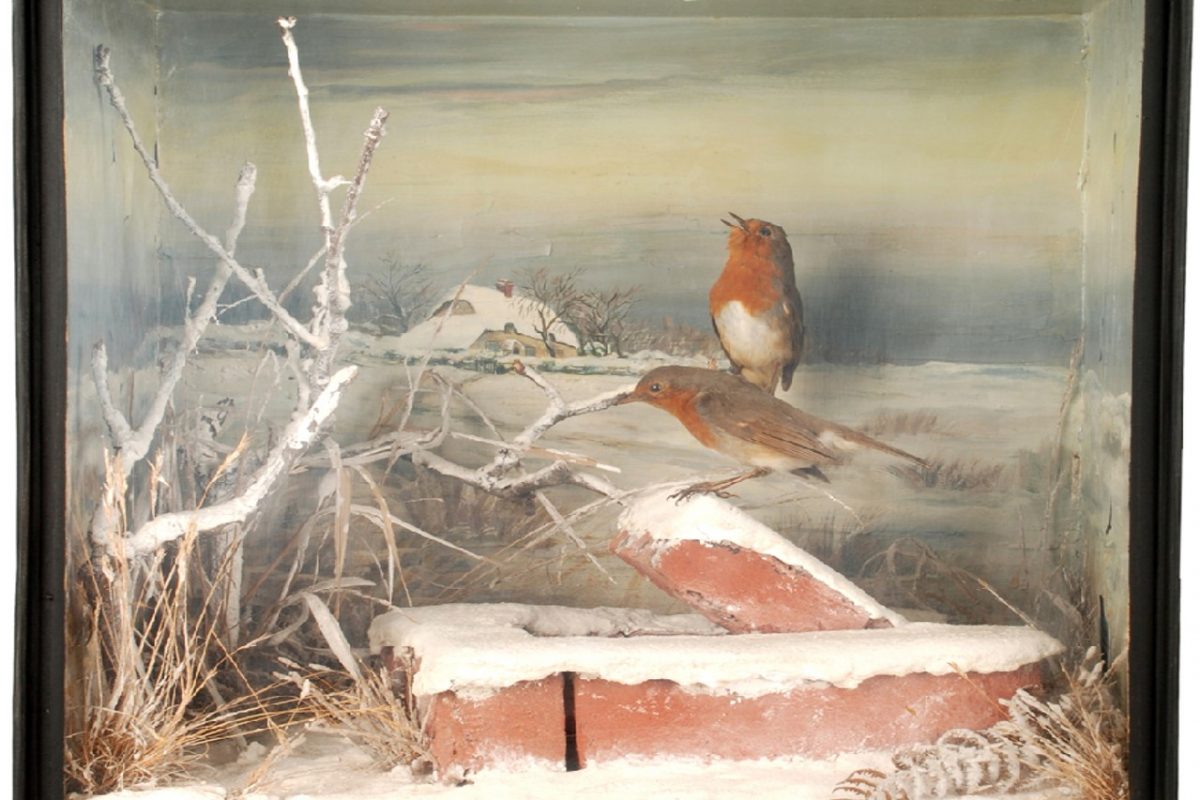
1001,647,1129,800
830,648,1128,800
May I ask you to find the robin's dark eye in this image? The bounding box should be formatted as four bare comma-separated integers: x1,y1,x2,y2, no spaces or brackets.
649,382,662,393
759,228,771,237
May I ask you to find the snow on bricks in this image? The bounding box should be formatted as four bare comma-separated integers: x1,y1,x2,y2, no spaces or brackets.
368,603,1062,775
613,490,907,633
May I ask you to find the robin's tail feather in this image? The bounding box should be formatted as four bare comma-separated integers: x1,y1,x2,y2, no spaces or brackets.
869,438,927,467
844,427,926,467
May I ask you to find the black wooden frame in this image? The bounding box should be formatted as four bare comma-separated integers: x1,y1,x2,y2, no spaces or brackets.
15,0,67,798
12,1,1189,797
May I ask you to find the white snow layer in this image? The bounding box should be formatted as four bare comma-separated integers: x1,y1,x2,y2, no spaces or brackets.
619,489,909,626
368,603,1063,700
88,736,1077,800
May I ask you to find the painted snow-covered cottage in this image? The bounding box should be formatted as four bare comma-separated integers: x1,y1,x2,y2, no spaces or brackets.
396,281,579,357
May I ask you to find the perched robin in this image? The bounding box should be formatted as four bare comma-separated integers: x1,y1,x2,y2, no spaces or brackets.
710,213,805,394
616,366,924,500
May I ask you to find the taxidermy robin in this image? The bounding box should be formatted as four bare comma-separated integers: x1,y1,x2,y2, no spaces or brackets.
616,366,925,500
710,213,805,394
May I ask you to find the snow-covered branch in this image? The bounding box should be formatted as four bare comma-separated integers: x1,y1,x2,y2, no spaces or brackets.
319,359,627,502
90,163,259,478
93,45,322,349
309,107,390,386
482,360,634,479
114,366,359,556
277,17,345,227
278,18,389,389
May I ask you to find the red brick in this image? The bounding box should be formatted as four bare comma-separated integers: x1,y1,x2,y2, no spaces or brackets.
612,530,892,633
574,664,1041,764
423,674,565,774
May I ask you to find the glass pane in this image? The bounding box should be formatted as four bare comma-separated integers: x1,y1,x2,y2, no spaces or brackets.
61,2,1143,796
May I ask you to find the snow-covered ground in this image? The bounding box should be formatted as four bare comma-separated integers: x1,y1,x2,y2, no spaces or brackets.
90,733,1076,800
69,325,1105,799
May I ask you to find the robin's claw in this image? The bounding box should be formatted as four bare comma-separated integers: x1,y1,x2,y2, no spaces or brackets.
669,482,738,504
668,486,696,504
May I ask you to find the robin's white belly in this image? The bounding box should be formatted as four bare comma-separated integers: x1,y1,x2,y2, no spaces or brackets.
714,301,787,369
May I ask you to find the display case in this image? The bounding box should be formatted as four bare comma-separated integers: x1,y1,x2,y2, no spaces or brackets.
16,0,1187,797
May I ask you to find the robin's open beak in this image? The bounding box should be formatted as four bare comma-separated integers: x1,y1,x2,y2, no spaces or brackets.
722,213,749,231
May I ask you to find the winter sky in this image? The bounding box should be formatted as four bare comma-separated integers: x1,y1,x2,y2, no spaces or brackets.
151,10,1088,362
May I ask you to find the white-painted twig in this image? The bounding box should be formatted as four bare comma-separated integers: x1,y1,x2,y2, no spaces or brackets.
90,163,259,474
308,107,389,385
482,361,634,479
94,46,321,349
278,17,389,389
450,431,621,473
114,366,359,556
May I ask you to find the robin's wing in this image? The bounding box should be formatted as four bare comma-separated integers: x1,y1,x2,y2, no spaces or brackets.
778,282,806,391
696,389,839,465
699,387,925,466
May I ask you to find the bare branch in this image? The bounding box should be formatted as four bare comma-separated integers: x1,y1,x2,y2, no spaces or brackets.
278,199,397,307
481,361,633,478
91,163,260,488
186,162,259,351
93,46,321,348
90,343,136,447
277,17,345,226
113,366,359,556
309,107,390,386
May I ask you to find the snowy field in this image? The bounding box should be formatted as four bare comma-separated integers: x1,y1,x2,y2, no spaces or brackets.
90,733,1077,800
68,323,1085,616
78,325,1079,616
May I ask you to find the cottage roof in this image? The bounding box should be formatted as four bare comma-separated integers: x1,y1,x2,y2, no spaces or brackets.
396,283,579,352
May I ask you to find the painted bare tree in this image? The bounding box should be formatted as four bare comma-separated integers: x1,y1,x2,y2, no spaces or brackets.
355,254,436,334
516,265,585,357
575,285,638,356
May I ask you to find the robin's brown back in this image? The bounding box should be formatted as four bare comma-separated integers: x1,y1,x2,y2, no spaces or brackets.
621,366,923,472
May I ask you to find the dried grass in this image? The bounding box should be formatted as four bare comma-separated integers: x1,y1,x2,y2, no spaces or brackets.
276,657,428,771
890,457,1010,493
65,455,302,796
1006,648,1129,800
831,648,1128,800
855,537,1006,624
860,409,949,438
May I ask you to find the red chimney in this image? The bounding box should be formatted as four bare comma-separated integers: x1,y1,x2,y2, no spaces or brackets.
495,279,515,298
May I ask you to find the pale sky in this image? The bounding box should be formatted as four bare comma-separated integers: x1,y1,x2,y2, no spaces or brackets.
151,12,1087,361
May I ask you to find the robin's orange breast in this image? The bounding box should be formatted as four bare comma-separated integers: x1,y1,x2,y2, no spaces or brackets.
657,395,721,450
709,255,785,317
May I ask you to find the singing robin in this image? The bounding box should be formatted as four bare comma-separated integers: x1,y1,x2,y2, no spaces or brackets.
710,214,805,395
616,366,924,499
